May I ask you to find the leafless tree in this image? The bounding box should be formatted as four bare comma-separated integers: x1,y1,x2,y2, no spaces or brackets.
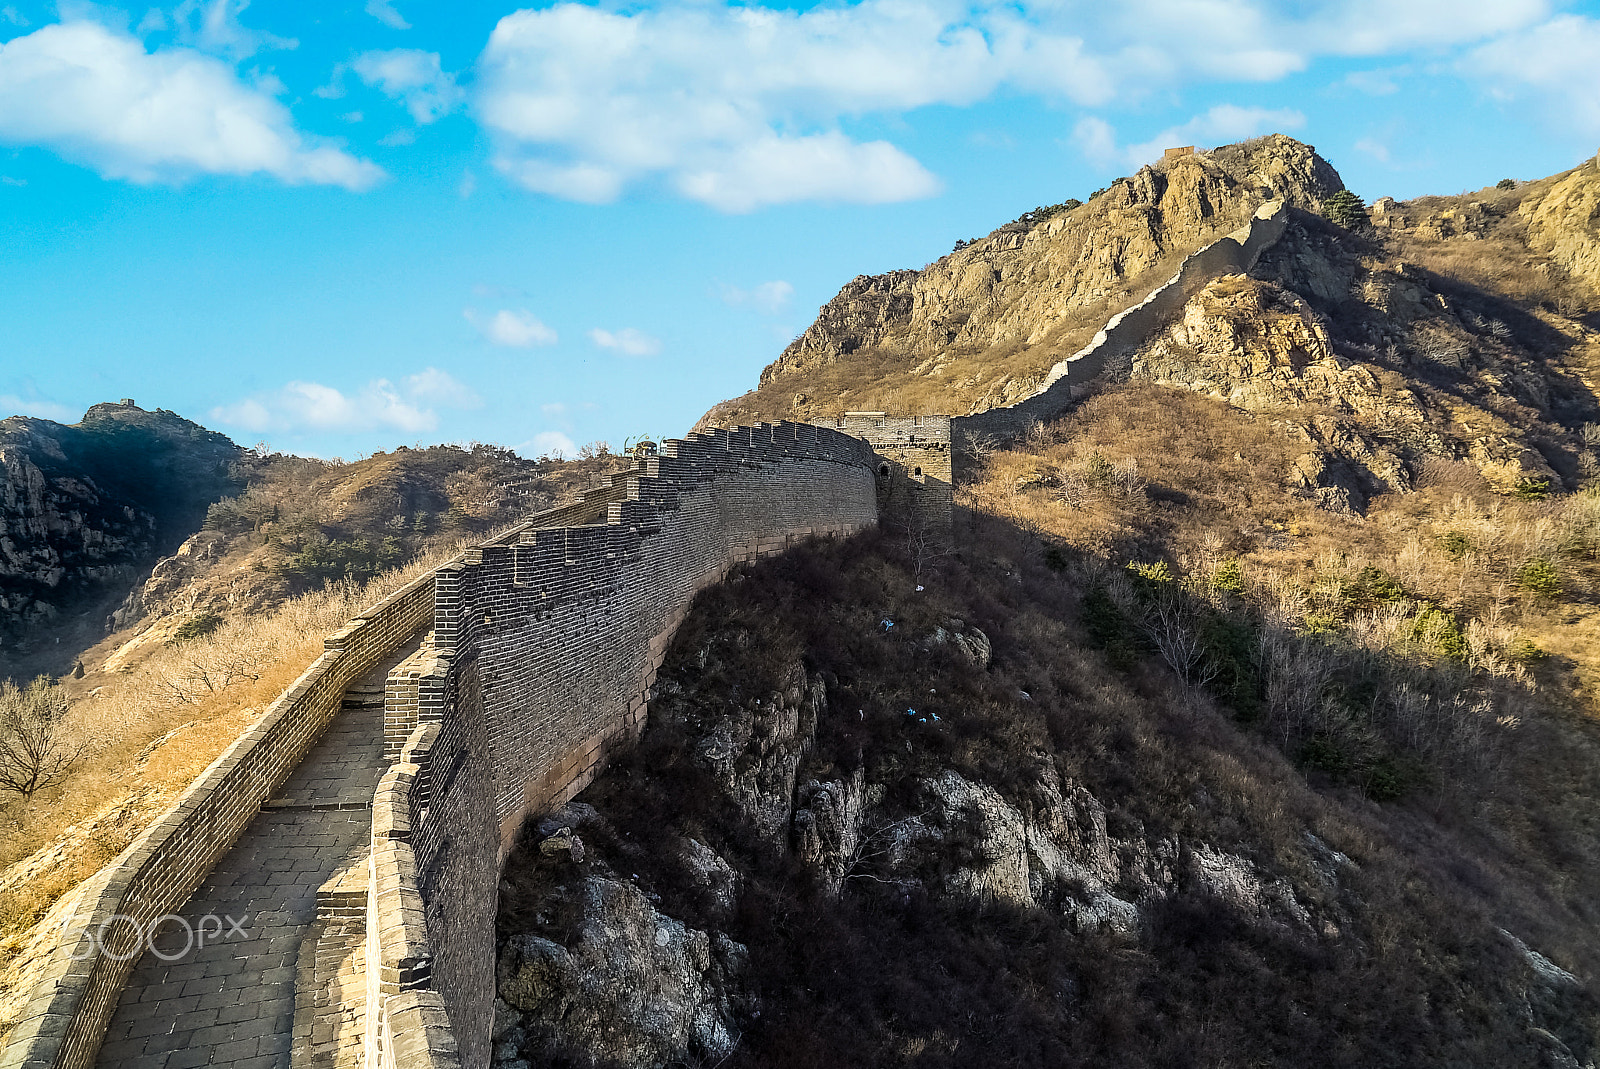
0,678,85,798
961,431,1002,467
1139,593,1217,689
900,511,952,582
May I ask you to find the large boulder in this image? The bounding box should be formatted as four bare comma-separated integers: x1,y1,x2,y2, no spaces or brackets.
496,875,746,1069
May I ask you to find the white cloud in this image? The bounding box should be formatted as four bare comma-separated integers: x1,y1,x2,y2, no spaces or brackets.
465,307,557,347
211,368,477,435
313,63,347,99
472,0,1553,210
1342,68,1402,95
1,7,26,26
589,327,661,357
404,367,481,408
1464,14,1600,136
522,430,576,459
1077,105,1307,170
676,132,940,212
458,168,475,198
720,279,794,314
365,0,409,31
1309,0,1547,55
1354,137,1391,163
172,0,295,61
1071,116,1119,168
0,393,76,421
1,174,23,185
354,49,462,125
475,1,1016,210
0,21,382,188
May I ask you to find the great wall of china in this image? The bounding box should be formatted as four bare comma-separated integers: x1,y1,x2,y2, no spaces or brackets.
0,198,1295,1069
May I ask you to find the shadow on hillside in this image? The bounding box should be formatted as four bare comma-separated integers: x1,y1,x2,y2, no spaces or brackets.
494,517,1600,1069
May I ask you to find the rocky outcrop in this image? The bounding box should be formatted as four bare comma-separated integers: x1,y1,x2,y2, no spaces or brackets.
693,664,825,850
495,873,746,1068
1519,160,1600,295
0,402,242,674
704,135,1343,425
768,136,1341,384
1133,274,1423,510
495,632,1339,1068
1128,195,1596,505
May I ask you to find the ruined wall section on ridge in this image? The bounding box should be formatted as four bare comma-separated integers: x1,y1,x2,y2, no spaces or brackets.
385,421,879,1069
956,200,1291,449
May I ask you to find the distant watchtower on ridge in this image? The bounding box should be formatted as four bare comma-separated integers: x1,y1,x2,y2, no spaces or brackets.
820,412,952,530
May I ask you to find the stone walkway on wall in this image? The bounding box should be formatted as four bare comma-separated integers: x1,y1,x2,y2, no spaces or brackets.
92,642,419,1069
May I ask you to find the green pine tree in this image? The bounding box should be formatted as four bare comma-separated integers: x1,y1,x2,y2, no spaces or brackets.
1322,189,1369,229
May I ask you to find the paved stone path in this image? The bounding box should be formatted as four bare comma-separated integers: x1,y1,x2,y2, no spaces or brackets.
93,656,407,1069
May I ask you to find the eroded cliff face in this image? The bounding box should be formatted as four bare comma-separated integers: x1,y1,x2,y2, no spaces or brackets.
0,403,242,675
1213,207,1598,507
706,135,1343,425
709,140,1600,524
1520,159,1600,296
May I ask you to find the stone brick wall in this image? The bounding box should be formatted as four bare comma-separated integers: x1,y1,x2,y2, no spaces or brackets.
364,420,879,1069
0,571,438,1069
6,197,1299,1069
955,200,1291,451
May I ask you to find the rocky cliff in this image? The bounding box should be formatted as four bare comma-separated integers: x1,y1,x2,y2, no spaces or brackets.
0,402,242,677
1520,158,1600,297
710,137,1600,516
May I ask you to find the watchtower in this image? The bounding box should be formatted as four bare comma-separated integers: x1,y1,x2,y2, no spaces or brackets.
821,412,952,531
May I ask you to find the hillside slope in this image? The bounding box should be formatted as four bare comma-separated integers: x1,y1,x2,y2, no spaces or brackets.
0,402,242,677
490,142,1600,1069
0,406,624,684
704,135,1343,424
493,524,1600,1069
115,442,623,650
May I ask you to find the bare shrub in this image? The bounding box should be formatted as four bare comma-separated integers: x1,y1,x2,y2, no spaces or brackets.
898,512,953,582
1138,591,1216,688
0,679,84,798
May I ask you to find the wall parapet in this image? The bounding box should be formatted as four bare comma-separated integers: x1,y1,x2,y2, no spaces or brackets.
5,193,1299,1069
0,569,439,1069
367,419,880,1068
365,740,459,1069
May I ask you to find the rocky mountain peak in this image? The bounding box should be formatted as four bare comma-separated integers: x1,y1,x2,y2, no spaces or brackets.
710,135,1346,426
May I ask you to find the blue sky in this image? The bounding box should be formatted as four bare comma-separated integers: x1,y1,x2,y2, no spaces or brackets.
2,0,1599,458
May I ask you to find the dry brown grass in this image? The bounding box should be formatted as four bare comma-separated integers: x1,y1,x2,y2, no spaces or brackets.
1378,173,1599,318
963,385,1328,557
964,381,1600,633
